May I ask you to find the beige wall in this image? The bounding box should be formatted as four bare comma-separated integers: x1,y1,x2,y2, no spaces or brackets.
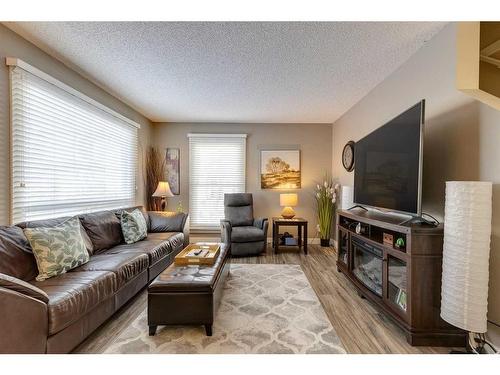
479,103,500,330
153,122,332,238
479,22,500,99
331,23,500,329
0,24,153,224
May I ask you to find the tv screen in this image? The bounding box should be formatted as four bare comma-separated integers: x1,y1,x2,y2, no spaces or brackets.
353,100,424,215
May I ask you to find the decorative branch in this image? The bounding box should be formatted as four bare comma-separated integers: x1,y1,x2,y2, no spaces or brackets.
145,147,165,211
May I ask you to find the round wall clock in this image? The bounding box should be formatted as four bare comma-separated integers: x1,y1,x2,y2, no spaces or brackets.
342,141,355,172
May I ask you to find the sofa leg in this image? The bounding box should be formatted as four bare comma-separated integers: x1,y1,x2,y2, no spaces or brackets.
149,325,157,336
205,324,212,336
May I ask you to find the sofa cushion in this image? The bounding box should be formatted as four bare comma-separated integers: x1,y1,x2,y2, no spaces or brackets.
231,226,266,243
17,216,94,255
105,232,183,265
79,211,123,252
225,206,253,227
74,252,149,287
224,193,254,226
31,271,117,335
120,209,148,244
224,193,253,207
153,232,184,255
23,217,90,282
0,226,38,281
148,212,187,233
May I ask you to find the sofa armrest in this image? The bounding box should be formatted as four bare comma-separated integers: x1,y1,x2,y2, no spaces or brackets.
0,273,49,303
220,219,232,245
253,217,268,230
148,211,188,233
0,286,48,353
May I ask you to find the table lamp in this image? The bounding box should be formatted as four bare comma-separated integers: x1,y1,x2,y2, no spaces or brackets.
280,193,298,219
441,181,494,353
152,181,174,211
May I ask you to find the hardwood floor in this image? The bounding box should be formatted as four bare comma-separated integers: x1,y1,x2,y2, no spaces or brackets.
74,244,454,354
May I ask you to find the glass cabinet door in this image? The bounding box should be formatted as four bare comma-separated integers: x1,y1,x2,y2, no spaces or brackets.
386,255,408,315
338,228,349,267
352,240,383,297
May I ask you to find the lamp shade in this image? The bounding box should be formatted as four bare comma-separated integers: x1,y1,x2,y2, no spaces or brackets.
152,181,174,198
280,193,298,207
441,181,492,333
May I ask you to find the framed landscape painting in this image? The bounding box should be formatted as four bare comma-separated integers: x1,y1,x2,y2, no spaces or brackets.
165,148,180,195
260,150,301,189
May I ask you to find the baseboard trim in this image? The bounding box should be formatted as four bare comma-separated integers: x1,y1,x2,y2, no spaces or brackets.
190,235,221,243
190,235,337,247
266,237,321,245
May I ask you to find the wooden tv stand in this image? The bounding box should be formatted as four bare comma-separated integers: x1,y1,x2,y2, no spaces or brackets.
336,208,466,347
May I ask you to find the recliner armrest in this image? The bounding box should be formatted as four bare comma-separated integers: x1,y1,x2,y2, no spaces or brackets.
253,217,268,230
220,219,232,244
182,214,190,248
0,273,49,304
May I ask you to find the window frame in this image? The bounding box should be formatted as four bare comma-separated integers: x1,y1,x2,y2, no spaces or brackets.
187,133,247,232
8,58,140,224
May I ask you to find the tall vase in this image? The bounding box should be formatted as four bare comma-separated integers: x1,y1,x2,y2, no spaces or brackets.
320,238,330,247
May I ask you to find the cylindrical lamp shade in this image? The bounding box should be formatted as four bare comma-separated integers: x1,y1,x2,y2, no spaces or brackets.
280,193,298,207
441,181,492,333
341,185,353,210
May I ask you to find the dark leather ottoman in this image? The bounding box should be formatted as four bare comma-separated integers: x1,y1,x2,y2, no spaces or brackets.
147,243,230,336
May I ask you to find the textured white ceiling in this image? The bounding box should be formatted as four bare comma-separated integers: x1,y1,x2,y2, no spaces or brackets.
5,22,446,123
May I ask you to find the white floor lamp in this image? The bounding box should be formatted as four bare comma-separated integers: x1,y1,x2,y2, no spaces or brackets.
441,181,496,353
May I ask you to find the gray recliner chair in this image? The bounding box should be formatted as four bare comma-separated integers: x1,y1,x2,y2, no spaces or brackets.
220,193,268,257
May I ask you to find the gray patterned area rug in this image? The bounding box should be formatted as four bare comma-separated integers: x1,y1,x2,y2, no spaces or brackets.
104,264,346,354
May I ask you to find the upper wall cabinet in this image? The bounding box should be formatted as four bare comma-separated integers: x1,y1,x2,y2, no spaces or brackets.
457,22,500,110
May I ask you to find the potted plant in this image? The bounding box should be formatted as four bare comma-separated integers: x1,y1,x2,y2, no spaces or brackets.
315,176,339,247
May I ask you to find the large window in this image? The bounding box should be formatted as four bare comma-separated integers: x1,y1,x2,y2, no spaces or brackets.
188,134,246,230
10,62,138,223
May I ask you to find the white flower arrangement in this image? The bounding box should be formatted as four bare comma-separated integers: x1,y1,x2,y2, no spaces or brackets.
315,175,339,240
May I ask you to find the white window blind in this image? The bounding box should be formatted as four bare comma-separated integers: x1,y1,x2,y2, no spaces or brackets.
10,65,138,224
188,134,246,230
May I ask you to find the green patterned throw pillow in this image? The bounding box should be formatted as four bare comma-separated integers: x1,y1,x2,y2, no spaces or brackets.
120,209,148,244
23,217,90,281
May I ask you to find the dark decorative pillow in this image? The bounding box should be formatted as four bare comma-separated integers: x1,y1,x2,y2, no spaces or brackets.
79,211,124,252
0,226,37,281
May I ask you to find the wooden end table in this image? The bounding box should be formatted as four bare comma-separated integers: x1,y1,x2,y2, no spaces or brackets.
272,217,308,255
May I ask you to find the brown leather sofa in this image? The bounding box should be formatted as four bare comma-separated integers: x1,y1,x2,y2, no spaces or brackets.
0,207,189,354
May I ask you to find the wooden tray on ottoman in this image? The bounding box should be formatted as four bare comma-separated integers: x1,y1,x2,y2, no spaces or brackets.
174,243,220,265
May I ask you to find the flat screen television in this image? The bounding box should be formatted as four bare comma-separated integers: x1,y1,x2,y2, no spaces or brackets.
353,100,425,216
